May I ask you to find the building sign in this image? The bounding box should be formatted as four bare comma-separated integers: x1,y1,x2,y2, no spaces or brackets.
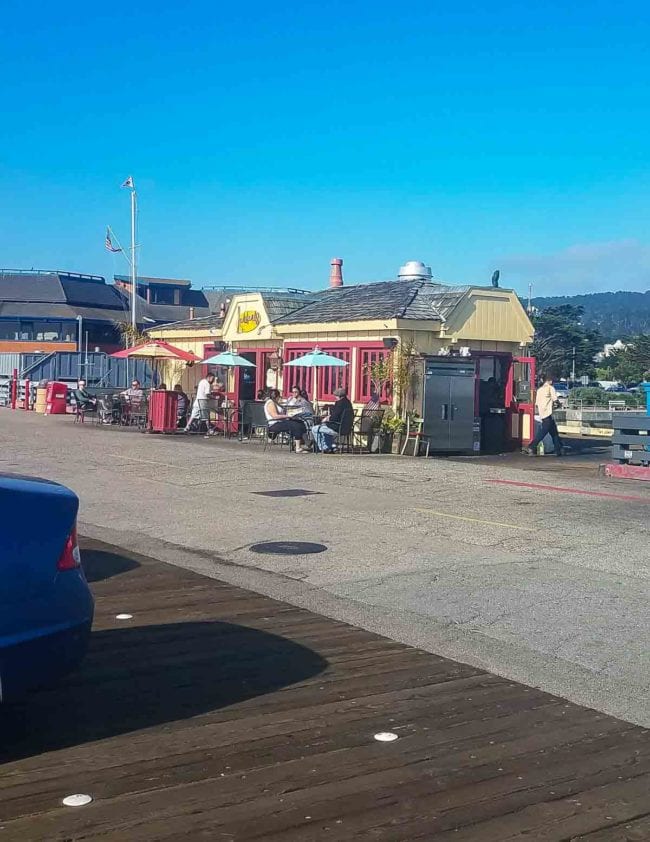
237,309,261,333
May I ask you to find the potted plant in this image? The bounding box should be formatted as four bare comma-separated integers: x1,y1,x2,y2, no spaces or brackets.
379,411,406,453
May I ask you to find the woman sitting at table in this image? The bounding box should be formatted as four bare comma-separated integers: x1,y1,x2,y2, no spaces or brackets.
286,386,314,418
264,389,309,452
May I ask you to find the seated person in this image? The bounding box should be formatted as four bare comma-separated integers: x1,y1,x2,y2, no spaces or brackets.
173,384,189,427
156,382,168,391
256,389,267,400
73,379,96,411
312,387,353,452
286,386,314,417
264,389,309,453
121,379,144,400
365,390,382,410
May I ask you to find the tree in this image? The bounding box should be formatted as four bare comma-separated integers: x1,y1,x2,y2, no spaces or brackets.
530,305,602,379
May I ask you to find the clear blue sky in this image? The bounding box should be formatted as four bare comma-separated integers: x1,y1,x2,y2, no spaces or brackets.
2,0,650,295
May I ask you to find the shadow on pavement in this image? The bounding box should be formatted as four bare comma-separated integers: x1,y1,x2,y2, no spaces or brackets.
0,621,327,762
82,548,141,583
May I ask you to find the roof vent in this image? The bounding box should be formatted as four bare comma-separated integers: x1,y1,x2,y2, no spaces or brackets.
398,260,432,281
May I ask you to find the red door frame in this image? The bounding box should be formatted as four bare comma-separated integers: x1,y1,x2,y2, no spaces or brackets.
506,355,536,446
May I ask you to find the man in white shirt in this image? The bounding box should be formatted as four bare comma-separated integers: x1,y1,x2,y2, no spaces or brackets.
185,373,215,432
525,374,564,456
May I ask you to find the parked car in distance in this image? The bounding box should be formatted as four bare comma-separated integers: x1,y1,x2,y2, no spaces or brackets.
553,382,570,403
0,474,94,702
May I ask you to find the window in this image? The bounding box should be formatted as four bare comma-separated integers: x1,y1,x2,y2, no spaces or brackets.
284,347,312,395
319,348,351,401
0,321,20,340
358,347,393,402
283,346,351,401
34,321,62,341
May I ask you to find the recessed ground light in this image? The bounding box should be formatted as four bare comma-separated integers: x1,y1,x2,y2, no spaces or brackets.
62,794,92,807
374,732,399,742
115,613,133,620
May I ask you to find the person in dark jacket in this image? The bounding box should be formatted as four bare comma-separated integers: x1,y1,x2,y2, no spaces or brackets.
174,384,190,428
73,379,96,411
312,387,353,452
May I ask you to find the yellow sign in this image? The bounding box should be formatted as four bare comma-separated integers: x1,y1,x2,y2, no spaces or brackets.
237,309,261,333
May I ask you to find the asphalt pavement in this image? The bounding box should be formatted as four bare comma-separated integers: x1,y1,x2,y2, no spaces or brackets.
2,410,649,726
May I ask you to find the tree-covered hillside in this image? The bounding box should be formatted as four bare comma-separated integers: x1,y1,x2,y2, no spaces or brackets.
531,290,650,339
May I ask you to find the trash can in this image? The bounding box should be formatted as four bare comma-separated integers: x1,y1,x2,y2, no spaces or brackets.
149,390,179,433
45,381,68,415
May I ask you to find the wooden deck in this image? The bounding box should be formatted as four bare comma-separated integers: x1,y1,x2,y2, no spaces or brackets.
1,539,648,841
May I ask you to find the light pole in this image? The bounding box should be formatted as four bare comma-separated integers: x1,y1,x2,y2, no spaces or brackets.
571,346,576,382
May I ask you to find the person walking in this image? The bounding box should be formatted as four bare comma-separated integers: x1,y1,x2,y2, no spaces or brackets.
526,374,563,456
185,372,215,432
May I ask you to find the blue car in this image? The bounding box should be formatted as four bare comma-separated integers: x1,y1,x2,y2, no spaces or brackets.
0,474,94,702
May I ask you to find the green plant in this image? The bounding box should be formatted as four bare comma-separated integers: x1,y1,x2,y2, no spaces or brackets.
114,320,149,348
380,409,406,435
394,338,419,418
364,354,394,399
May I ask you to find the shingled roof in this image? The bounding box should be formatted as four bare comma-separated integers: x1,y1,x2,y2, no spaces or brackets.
274,280,470,325
148,313,225,332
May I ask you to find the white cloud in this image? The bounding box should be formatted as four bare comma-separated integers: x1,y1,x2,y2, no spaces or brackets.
498,239,650,296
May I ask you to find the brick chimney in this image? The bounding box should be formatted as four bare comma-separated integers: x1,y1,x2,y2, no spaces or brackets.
329,257,343,289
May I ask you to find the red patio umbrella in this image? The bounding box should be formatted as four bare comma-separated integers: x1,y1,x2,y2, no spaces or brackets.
110,340,201,362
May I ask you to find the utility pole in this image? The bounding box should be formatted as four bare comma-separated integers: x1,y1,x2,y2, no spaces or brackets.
130,185,137,333
571,346,576,382
121,176,138,338
527,282,533,314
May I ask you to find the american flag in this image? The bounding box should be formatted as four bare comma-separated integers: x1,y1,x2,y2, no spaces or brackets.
105,227,121,253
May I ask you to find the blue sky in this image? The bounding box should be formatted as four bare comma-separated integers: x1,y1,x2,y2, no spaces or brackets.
2,0,650,295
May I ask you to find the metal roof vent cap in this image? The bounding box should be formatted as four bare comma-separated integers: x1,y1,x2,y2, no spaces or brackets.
397,260,432,281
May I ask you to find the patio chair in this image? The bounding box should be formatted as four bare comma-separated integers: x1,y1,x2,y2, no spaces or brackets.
400,415,431,457
243,401,269,442
354,408,385,453
335,407,356,454
262,422,293,451
122,396,149,429
71,395,96,424
96,395,119,425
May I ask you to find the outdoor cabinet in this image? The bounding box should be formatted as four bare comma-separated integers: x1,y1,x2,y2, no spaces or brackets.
422,360,477,453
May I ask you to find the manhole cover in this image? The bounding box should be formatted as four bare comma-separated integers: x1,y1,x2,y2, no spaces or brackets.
250,541,327,555
252,489,322,498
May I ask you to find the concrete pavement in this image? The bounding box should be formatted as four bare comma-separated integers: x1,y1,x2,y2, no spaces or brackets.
2,410,649,726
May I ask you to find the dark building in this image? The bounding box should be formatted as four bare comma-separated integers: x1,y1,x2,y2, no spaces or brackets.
0,270,211,353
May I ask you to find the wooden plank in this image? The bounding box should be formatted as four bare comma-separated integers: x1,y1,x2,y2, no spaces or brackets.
1,537,648,842
571,815,650,840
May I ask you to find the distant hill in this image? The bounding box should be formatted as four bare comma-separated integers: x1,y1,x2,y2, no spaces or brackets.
531,290,650,340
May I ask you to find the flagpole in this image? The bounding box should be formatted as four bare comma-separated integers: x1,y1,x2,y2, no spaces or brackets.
130,184,137,334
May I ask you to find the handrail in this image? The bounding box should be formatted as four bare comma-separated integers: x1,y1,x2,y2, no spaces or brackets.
20,352,56,378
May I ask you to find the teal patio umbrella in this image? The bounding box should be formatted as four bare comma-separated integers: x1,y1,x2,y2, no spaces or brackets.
200,349,257,435
201,351,256,368
284,346,348,410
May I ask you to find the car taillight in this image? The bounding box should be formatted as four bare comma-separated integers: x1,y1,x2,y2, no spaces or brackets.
57,524,81,571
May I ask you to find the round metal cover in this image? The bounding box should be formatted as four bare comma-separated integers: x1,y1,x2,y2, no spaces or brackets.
250,541,327,555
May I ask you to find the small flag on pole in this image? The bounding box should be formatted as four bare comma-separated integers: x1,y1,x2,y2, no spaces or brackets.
121,176,134,189
105,227,121,253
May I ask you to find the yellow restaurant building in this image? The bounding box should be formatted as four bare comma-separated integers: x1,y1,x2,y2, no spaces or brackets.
148,263,535,452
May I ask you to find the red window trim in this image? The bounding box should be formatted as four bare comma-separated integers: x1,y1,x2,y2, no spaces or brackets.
356,344,393,404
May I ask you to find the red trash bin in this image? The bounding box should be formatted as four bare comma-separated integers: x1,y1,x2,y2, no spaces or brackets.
149,390,179,433
45,382,68,415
